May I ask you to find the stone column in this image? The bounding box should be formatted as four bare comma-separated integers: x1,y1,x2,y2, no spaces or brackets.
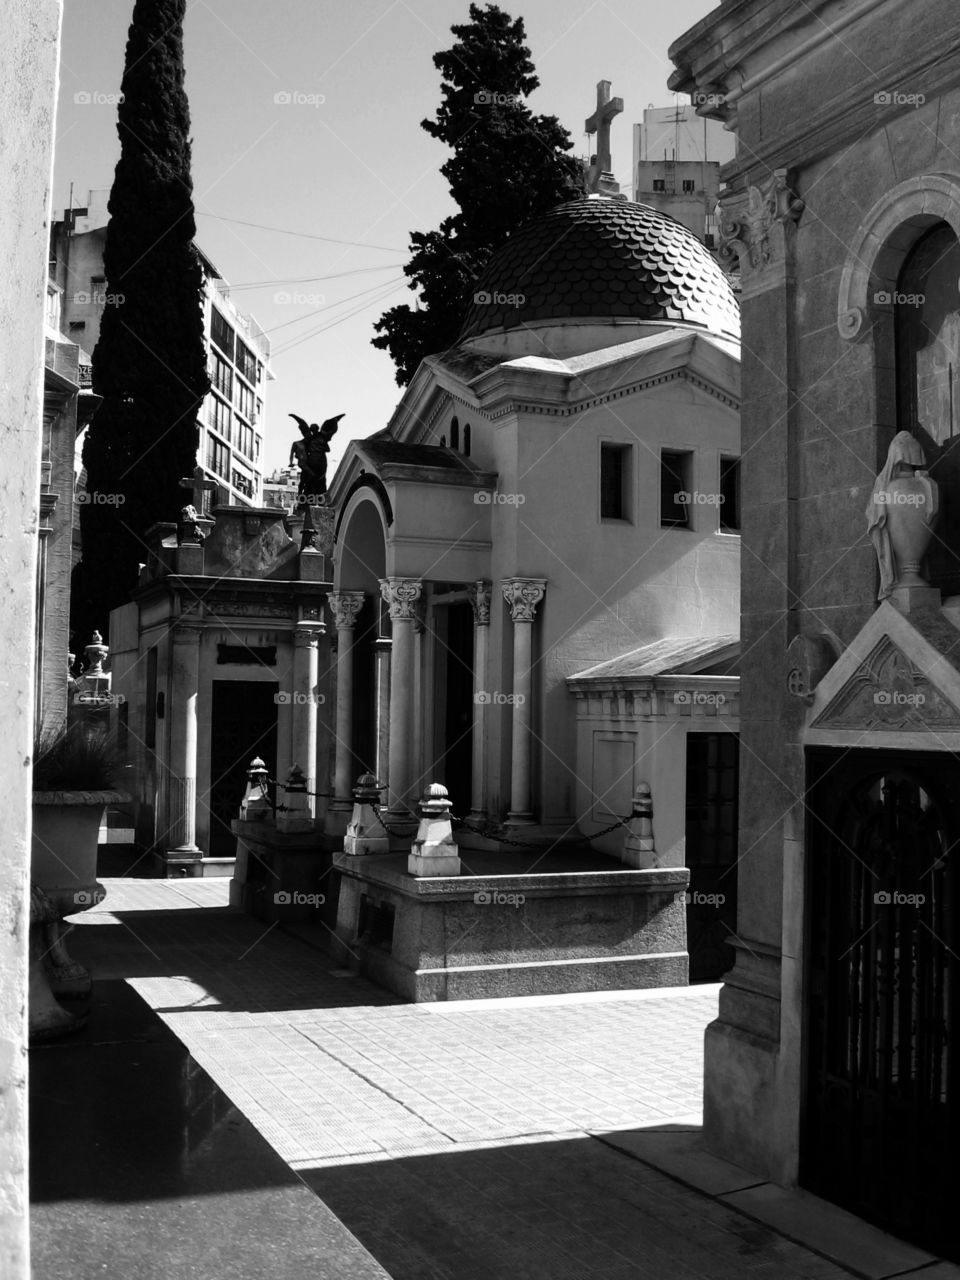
467,580,492,821
372,636,392,785
380,577,422,817
168,622,202,854
327,592,365,811
501,578,546,825
291,607,325,818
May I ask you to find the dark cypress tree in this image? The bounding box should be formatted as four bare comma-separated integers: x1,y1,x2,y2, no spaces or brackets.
372,3,582,385
72,0,209,638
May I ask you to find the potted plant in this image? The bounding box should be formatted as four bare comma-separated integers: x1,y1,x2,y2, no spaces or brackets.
30,721,128,1039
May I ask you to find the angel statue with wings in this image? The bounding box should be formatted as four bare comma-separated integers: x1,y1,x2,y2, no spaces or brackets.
289,412,345,505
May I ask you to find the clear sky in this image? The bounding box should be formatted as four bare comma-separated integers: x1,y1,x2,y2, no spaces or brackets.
53,0,718,479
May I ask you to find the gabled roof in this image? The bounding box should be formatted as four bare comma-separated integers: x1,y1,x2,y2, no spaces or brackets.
806,599,960,745
569,635,740,683
358,435,483,475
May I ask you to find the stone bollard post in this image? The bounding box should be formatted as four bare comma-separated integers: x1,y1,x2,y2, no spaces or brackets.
621,782,658,868
240,757,272,821
408,783,461,877
276,763,314,834
343,773,390,856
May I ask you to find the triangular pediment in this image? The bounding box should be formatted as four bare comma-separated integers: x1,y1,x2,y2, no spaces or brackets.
807,601,960,740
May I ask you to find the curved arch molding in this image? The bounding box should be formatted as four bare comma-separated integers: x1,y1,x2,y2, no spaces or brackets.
837,174,960,341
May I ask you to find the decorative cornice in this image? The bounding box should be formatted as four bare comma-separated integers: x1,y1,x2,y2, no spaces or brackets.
501,578,546,623
479,365,738,421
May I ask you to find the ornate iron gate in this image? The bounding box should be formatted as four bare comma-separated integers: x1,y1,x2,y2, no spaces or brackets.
804,749,960,1258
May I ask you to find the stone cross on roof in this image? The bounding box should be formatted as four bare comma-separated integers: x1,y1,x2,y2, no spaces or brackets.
179,465,218,515
585,80,624,195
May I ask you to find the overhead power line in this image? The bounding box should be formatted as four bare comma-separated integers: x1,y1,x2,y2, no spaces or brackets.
197,211,405,253
227,263,404,292
272,277,408,357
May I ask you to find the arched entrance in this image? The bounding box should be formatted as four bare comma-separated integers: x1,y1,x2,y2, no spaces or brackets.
804,748,960,1258
334,496,387,796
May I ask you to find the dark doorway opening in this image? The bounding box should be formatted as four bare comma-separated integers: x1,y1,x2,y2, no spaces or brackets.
436,601,474,818
803,748,960,1260
208,681,278,859
350,596,379,779
684,731,739,982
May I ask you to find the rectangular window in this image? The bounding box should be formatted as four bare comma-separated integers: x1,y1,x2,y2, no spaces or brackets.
235,338,257,385
210,393,231,440
231,468,254,498
206,439,229,479
600,442,631,520
211,308,234,360
234,379,254,420
652,178,666,193
720,456,741,532
661,449,693,528
235,420,254,459
209,351,232,400
682,179,696,193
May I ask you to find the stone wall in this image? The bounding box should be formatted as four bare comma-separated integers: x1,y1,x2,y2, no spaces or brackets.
670,0,960,1187
0,3,63,1275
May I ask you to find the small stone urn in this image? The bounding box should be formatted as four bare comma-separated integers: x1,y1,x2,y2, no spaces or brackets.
884,470,937,588
866,431,939,602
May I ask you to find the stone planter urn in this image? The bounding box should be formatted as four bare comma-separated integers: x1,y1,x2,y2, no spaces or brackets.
866,431,939,601
30,788,126,1040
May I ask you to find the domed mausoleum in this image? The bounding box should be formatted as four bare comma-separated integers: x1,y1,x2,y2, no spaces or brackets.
318,193,743,998
460,194,739,342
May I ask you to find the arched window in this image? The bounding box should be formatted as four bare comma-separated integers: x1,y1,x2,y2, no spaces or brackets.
894,221,960,595
895,222,960,444
450,416,459,450
463,423,471,456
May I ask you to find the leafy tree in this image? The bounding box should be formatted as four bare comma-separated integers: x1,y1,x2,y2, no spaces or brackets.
373,3,582,384
72,0,209,638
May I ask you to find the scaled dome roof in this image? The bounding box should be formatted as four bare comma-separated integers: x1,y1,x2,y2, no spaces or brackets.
459,195,739,341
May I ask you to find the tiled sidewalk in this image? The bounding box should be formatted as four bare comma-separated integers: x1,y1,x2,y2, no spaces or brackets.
64,879,869,1279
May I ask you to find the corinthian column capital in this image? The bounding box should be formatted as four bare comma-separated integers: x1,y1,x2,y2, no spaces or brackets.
468,580,492,627
379,577,423,622
327,591,365,630
501,577,546,623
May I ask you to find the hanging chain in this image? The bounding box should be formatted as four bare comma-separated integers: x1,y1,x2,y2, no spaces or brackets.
252,776,636,843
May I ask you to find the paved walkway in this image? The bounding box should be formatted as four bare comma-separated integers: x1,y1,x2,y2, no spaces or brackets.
59,879,907,1279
